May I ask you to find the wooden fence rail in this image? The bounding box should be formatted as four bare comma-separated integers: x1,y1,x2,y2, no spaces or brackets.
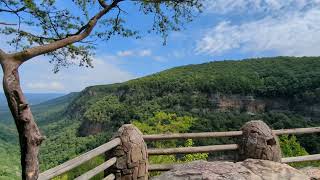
282,154,320,163
148,144,238,155
75,157,117,180
143,127,320,141
146,125,320,174
38,123,320,180
38,138,121,180
103,174,116,180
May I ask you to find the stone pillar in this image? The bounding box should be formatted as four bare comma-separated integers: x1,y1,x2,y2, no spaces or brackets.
238,120,281,162
106,124,148,180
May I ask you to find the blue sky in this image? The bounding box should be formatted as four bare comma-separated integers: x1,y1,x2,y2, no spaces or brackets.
1,0,320,93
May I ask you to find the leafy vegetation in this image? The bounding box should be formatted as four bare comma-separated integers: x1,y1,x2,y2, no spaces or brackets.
84,95,128,123
0,57,320,179
0,139,20,179
280,135,309,157
134,112,208,176
280,135,320,168
134,112,207,161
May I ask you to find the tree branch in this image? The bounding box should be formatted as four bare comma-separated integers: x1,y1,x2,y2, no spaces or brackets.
130,0,189,2
0,5,26,14
0,48,6,62
0,48,5,55
0,22,17,26
11,0,123,62
98,0,109,8
47,12,62,39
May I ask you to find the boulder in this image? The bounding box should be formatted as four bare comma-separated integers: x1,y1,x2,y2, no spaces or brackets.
300,167,320,180
238,120,281,162
152,159,311,180
106,124,148,180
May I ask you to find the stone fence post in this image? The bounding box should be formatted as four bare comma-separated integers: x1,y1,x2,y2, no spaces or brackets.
237,120,282,162
106,124,148,180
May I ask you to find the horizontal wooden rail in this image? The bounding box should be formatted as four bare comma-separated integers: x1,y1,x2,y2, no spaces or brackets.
273,127,320,135
38,138,121,180
143,127,320,141
75,157,117,180
149,154,320,171
103,174,116,180
148,144,238,155
282,154,320,163
143,131,242,141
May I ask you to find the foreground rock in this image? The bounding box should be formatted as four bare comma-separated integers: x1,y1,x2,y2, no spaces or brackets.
300,167,320,180
238,120,281,162
152,159,310,180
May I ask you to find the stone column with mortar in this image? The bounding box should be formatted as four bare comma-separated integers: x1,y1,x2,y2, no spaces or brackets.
238,120,281,162
106,124,148,180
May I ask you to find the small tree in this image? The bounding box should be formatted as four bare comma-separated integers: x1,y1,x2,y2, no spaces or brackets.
0,1,203,179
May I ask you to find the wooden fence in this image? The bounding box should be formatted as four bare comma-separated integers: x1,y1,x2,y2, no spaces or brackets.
38,138,121,180
39,122,320,180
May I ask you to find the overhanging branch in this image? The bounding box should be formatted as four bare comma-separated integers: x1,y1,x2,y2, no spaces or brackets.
11,0,123,62
0,4,26,14
0,22,17,26
0,48,6,62
0,48,5,55
130,0,191,2
98,0,109,8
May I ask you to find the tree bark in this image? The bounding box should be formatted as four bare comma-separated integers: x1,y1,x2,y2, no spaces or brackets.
1,58,44,180
0,2,122,178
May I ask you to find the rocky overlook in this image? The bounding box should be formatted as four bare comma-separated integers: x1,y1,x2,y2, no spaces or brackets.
152,159,317,180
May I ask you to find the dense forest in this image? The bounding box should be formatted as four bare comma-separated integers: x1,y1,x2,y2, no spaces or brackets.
0,56,320,179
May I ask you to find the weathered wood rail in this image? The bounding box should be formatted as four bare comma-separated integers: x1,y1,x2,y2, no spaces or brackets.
39,122,320,180
39,124,149,180
38,138,121,180
143,127,320,141
148,144,239,155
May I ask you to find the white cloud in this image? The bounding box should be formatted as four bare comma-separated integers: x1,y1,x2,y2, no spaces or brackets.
116,48,168,62
138,49,152,57
26,81,65,91
153,56,167,62
117,49,152,57
73,56,134,85
170,50,186,59
205,0,320,14
196,8,320,56
117,50,134,57
7,55,135,93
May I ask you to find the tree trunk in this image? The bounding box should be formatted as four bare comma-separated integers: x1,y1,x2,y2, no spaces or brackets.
1,58,44,180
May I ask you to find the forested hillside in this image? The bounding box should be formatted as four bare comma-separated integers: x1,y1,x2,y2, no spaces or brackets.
1,56,320,179
70,56,320,138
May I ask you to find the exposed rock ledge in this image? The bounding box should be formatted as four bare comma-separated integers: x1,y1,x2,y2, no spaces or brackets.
152,159,314,180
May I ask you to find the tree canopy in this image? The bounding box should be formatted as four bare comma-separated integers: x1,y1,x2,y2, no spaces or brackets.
0,0,202,72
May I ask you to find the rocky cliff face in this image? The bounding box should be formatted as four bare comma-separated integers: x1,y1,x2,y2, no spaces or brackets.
78,120,106,136
210,93,320,118
152,159,312,180
209,94,267,114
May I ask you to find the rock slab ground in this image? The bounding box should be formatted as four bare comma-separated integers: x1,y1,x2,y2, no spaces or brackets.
152,159,312,180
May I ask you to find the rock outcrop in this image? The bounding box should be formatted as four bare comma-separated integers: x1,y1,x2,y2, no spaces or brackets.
300,167,320,180
106,124,148,180
152,159,311,180
78,120,106,136
238,120,281,162
209,93,320,118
